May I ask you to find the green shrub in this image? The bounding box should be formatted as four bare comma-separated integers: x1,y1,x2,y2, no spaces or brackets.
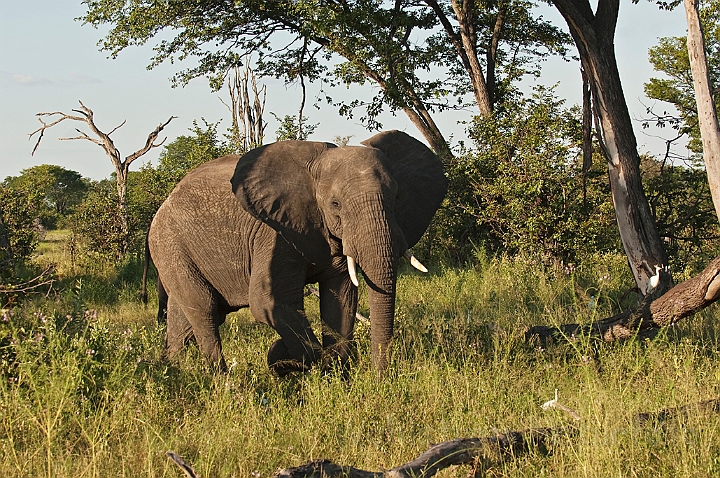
437,86,620,265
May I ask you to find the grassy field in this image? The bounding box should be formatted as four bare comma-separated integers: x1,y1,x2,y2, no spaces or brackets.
2,233,720,477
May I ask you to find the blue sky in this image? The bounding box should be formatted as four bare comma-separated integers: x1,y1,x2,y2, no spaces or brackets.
1,0,688,181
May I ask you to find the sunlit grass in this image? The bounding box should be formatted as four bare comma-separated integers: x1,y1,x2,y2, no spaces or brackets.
1,236,719,476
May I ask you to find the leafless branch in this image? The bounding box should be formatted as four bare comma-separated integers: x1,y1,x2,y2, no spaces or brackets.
124,115,177,166
0,266,55,296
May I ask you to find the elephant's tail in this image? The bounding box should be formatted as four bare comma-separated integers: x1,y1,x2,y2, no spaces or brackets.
141,229,168,324
157,276,168,325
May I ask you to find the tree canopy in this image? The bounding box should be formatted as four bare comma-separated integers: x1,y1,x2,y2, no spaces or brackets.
3,165,88,229
645,0,720,154
81,0,571,157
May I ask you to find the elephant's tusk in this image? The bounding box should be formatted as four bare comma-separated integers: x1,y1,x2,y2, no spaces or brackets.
347,256,360,287
403,250,428,273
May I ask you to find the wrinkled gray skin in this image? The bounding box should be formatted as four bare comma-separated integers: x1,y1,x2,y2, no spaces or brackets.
148,130,446,375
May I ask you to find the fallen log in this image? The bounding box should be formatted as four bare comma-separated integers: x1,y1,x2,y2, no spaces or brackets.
274,430,556,478
166,397,720,478
527,256,720,344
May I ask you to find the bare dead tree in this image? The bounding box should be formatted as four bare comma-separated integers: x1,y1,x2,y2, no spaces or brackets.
220,61,267,154
29,101,176,254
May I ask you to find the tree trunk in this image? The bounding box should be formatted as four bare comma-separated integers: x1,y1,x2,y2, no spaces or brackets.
551,0,669,294
685,0,720,220
115,166,130,256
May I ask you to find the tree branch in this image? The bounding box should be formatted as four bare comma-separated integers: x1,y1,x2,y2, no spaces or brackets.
527,255,720,344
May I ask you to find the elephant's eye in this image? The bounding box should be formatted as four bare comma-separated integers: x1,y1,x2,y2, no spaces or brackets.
331,198,341,210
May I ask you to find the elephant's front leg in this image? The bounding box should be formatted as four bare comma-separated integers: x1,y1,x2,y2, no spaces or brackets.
249,250,322,375
319,269,358,373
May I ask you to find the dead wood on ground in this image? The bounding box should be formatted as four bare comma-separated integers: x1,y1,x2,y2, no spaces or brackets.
166,397,720,478
527,256,720,344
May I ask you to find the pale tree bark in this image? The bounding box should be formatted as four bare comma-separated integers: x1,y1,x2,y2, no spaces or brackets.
551,0,670,294
30,101,176,255
220,61,267,154
685,0,720,219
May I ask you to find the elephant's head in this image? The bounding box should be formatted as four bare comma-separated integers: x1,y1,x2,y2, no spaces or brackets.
231,130,447,372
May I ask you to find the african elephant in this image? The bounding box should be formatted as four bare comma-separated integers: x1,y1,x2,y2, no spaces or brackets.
148,130,447,374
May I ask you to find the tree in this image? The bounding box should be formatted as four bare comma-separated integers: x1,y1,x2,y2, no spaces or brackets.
29,101,175,255
220,61,267,154
272,114,319,142
0,186,41,266
645,0,720,154
684,0,720,221
641,155,719,272
4,165,88,229
80,0,570,159
69,180,126,260
549,0,670,294
0,214,13,276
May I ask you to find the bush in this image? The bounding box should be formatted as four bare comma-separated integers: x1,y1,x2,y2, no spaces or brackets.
68,182,125,261
436,86,620,264
0,186,42,267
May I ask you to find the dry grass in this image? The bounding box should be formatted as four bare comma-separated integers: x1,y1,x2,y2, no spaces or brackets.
1,236,720,476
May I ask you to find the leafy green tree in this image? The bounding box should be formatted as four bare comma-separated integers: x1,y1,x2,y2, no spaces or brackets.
641,155,720,273
644,0,720,154
69,180,125,260
439,87,619,263
4,165,88,229
0,186,41,265
272,114,318,142
80,0,570,159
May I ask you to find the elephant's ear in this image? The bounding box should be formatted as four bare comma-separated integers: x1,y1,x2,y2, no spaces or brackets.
361,130,447,247
231,141,332,265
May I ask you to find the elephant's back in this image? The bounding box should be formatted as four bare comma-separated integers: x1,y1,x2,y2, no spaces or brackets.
155,155,244,227
149,154,259,308
173,155,241,192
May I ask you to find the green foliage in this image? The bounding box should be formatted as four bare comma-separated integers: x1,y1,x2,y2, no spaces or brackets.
272,114,319,141
68,181,126,261
80,0,570,128
641,155,720,274
438,87,619,264
644,0,720,153
0,185,42,265
3,164,88,230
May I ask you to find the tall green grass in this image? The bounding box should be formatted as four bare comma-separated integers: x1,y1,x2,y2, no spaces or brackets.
1,236,720,476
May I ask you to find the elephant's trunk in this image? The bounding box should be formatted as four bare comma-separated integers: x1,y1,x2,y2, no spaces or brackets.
366,276,396,372
346,194,403,374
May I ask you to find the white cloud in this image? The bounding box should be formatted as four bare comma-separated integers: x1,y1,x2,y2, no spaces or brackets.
0,71,101,87
12,73,52,85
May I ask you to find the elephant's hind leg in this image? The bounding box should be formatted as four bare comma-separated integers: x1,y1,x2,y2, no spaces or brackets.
164,295,194,361
167,269,228,372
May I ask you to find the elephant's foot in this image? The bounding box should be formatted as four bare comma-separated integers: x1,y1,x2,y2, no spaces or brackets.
267,339,314,376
